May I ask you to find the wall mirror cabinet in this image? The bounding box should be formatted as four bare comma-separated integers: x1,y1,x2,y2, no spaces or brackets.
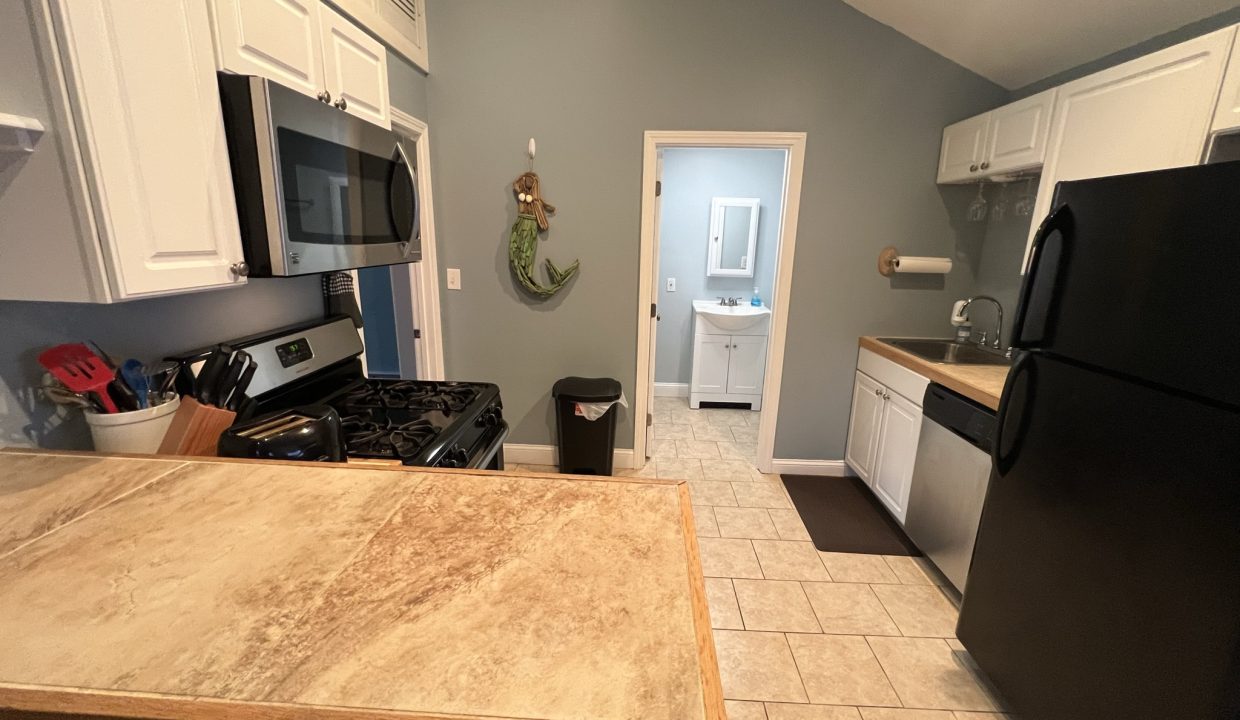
707,196,759,277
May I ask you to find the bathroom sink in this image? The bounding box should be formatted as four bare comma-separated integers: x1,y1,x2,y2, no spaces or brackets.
879,338,1011,366
693,300,772,331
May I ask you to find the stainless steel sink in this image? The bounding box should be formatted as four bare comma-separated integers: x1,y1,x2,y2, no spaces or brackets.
878,338,1011,366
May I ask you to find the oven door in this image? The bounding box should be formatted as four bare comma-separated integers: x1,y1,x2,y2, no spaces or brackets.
265,81,419,275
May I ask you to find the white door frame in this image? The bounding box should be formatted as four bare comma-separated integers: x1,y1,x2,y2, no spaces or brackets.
634,130,807,474
390,108,446,380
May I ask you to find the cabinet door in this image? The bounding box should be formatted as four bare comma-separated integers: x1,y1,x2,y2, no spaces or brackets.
1211,28,1240,132
319,3,391,128
937,113,990,183
871,390,922,524
53,0,246,298
333,0,429,72
210,0,325,99
985,88,1055,175
691,336,731,394
726,335,767,395
1023,27,1233,270
844,372,884,482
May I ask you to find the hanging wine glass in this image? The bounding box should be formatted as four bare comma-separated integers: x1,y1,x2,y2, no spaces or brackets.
990,183,1008,223
967,182,988,222
1014,177,1036,217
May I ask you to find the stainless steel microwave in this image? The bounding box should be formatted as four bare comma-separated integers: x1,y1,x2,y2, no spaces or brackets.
217,73,419,276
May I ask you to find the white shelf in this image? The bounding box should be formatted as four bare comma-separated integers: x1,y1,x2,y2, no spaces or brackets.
0,112,45,153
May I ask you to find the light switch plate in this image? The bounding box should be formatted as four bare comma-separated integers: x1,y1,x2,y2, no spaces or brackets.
666,277,676,292
446,268,461,290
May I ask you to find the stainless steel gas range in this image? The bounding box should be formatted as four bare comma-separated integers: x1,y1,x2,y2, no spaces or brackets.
167,317,507,469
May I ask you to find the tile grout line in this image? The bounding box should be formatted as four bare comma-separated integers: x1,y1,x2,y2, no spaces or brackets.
863,634,909,709
0,460,192,561
780,631,814,705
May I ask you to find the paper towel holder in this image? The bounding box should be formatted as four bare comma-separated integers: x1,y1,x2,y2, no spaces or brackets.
878,246,900,277
877,246,953,276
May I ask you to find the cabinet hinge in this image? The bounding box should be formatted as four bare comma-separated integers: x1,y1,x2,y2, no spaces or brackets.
655,180,662,197
413,328,422,339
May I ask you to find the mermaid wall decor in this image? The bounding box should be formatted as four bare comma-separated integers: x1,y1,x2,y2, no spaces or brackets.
508,170,579,297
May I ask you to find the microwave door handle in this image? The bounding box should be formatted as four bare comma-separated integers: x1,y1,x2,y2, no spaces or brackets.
393,140,419,258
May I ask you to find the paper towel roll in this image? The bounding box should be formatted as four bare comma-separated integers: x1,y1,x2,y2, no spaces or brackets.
892,256,952,274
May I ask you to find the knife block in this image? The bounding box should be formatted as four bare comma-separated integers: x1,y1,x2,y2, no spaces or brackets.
157,396,237,457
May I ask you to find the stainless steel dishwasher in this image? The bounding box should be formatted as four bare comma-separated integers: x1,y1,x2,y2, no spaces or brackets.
905,383,997,593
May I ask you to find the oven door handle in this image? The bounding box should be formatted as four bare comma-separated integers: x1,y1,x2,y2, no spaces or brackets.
467,421,509,470
393,140,420,258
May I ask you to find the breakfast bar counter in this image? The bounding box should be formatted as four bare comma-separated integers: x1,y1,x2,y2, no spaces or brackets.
0,450,723,720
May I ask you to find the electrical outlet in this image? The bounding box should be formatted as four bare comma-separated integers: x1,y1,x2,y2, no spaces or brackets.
446,268,461,290
666,277,676,292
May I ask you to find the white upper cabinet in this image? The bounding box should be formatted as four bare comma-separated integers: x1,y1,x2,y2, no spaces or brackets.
330,0,428,72
23,0,246,301
211,0,391,128
210,0,325,98
937,114,990,183
1211,29,1240,132
938,90,1055,183
986,89,1056,175
1022,27,1234,269
320,4,391,128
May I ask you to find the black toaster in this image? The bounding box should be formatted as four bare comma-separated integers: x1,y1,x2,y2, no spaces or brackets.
217,405,347,462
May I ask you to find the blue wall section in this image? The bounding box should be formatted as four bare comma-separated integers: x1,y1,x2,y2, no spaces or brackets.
655,148,786,384
358,266,402,378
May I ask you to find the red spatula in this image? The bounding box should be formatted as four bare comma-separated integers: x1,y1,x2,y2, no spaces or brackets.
38,343,120,414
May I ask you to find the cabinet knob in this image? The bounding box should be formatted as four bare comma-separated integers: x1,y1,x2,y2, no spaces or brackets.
883,393,890,400
969,164,978,172
317,90,332,104
980,161,990,170
230,261,250,278
875,388,882,396
334,97,348,110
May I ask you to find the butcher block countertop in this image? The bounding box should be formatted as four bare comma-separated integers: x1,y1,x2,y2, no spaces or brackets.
0,450,723,720
859,336,1009,410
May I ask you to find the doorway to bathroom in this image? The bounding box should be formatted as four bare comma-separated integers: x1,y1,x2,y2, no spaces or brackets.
634,132,807,474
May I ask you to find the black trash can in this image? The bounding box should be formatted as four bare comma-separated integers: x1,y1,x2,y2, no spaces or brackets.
552,376,622,475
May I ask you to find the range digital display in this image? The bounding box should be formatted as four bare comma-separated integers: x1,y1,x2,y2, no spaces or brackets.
275,337,313,368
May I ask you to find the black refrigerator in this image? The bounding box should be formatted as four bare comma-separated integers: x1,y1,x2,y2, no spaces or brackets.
956,161,1240,720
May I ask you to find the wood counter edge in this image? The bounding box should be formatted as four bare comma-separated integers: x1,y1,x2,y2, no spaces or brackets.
858,337,1003,410
0,448,678,487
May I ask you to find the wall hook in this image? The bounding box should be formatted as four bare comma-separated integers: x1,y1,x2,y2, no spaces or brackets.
527,137,536,171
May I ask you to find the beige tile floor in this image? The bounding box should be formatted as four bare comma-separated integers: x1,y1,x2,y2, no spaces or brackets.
516,396,1009,720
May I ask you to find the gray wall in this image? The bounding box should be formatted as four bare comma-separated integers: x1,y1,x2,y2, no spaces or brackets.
656,148,784,385
424,0,1007,456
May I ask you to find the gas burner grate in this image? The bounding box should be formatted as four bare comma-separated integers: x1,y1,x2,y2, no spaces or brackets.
343,380,481,414
340,415,438,458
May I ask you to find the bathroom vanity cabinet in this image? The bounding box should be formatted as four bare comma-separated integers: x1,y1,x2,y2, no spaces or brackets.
689,302,770,410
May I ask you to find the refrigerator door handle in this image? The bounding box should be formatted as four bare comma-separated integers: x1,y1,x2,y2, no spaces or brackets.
993,351,1035,476
1012,204,1074,348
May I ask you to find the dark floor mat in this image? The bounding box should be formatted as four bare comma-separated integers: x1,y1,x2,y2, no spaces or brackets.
783,475,920,556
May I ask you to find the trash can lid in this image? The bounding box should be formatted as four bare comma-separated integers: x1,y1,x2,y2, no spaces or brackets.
552,376,622,402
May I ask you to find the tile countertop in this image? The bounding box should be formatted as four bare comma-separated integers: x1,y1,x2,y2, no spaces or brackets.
859,337,1010,410
0,450,724,720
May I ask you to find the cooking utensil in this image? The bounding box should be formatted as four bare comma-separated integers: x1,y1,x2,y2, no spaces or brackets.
84,340,140,412
120,359,150,409
214,351,250,411
41,376,98,411
144,360,180,402
226,359,259,411
37,344,120,413
194,346,230,406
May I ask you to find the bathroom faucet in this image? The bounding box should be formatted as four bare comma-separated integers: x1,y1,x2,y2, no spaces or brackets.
718,297,741,307
960,295,1003,349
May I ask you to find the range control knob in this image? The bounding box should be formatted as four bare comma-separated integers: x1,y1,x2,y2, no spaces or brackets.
476,407,500,428
440,446,469,468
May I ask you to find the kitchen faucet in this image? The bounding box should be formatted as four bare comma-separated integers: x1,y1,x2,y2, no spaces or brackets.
960,295,1003,350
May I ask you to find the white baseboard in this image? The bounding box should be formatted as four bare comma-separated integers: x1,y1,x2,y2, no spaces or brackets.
503,443,636,470
769,459,854,477
654,382,689,397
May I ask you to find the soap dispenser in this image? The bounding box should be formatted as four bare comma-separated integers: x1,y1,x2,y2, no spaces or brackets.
751,287,761,307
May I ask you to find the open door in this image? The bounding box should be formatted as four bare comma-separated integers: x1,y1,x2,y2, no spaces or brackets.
645,151,664,457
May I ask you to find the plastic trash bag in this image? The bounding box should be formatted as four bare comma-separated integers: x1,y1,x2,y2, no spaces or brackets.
573,392,629,421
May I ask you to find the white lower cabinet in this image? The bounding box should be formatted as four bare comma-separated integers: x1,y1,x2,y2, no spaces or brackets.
690,331,767,410
871,390,922,524
845,349,929,524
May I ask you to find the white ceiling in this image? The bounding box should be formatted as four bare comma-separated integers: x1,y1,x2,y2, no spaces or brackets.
841,0,1240,89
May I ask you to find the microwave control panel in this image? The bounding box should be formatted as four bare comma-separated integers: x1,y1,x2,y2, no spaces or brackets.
275,338,314,368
